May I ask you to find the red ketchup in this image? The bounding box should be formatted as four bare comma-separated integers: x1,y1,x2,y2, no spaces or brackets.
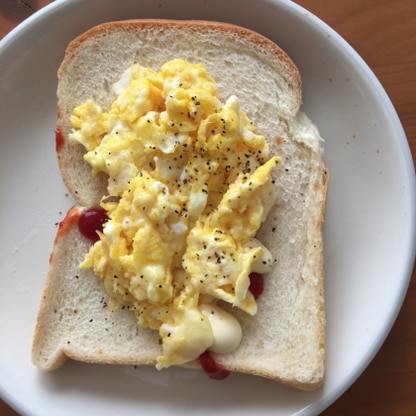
78,207,108,243
55,129,65,152
199,350,230,380
249,272,264,299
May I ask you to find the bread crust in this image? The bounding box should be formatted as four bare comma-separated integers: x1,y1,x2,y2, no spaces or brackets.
58,19,301,95
33,19,327,390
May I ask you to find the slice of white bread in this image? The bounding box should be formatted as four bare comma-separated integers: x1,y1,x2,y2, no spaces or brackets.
32,20,328,390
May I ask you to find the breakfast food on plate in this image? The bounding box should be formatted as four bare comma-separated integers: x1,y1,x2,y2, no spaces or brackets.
32,20,328,390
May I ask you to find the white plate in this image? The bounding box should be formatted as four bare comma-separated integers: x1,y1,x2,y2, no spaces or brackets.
0,0,415,415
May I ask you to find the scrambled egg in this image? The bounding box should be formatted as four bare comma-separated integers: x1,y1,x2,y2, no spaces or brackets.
69,59,280,369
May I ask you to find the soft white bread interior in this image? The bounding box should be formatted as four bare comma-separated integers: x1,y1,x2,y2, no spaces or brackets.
32,20,327,390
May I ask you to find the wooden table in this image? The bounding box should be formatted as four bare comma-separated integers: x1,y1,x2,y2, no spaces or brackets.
1,1,415,415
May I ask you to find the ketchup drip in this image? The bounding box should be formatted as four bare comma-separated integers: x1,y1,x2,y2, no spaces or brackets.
55,129,65,152
249,272,264,299
199,350,230,380
78,207,108,243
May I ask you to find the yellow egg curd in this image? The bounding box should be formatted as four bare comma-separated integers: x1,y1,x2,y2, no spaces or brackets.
69,59,280,369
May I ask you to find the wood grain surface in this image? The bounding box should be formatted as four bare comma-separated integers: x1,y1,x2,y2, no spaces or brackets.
1,1,415,415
